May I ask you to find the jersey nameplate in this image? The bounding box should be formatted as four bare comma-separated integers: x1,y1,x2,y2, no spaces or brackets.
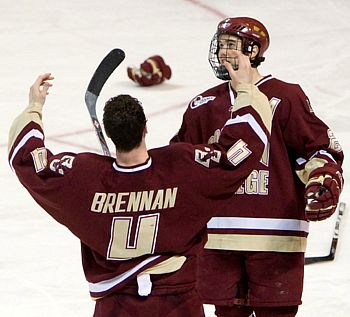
91,187,178,213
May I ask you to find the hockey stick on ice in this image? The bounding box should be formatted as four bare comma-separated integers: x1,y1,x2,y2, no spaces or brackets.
304,201,345,265
85,48,126,156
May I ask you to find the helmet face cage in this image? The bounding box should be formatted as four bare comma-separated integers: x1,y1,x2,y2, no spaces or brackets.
208,33,231,80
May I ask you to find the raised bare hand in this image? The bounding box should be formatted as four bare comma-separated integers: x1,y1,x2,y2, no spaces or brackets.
29,73,54,105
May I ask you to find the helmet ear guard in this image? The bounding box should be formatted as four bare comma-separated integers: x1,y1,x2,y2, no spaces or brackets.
242,39,266,67
242,39,253,54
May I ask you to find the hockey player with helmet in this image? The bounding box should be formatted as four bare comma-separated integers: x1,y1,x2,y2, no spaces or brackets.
8,54,271,317
171,17,344,317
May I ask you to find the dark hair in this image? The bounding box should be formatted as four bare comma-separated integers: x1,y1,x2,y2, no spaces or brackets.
103,95,146,152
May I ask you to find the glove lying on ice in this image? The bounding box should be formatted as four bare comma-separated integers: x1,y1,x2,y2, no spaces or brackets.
127,55,172,86
305,164,343,221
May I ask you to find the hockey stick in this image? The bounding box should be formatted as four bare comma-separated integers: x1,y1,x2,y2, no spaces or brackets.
304,202,345,265
85,48,126,156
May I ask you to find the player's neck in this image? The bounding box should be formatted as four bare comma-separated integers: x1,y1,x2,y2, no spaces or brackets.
252,68,264,84
115,142,149,167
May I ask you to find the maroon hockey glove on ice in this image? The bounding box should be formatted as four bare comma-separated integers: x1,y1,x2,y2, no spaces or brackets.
305,164,343,221
127,55,172,86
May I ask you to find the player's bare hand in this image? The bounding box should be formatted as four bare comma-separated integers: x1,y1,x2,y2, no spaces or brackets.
29,73,54,106
223,52,253,90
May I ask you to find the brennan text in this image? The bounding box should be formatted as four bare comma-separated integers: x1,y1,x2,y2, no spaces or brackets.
90,187,178,213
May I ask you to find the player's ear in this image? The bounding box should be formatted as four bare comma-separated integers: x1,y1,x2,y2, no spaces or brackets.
143,124,148,136
251,44,260,59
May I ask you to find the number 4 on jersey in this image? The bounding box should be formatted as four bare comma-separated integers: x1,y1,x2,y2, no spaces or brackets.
107,214,160,260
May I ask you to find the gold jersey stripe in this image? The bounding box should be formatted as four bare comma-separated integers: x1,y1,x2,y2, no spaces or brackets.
206,234,307,252
8,102,43,152
89,255,187,300
141,255,186,275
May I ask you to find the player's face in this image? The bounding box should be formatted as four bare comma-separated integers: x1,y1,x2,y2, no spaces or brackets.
218,34,242,70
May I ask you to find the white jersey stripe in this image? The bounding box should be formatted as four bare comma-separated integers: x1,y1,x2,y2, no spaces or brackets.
9,129,44,170
207,216,309,233
88,255,161,293
226,114,268,147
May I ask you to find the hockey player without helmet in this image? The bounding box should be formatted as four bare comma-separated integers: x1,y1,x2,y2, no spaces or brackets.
209,17,270,80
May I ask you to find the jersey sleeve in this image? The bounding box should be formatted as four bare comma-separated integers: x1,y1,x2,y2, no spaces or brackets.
184,84,271,198
8,103,77,225
280,85,344,184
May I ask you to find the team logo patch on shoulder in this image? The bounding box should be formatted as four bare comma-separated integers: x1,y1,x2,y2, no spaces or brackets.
190,95,216,109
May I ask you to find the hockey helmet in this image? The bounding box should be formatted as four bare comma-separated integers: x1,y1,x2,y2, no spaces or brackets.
209,17,270,80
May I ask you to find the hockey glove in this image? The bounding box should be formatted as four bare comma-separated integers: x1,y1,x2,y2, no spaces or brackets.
127,55,172,86
305,164,343,221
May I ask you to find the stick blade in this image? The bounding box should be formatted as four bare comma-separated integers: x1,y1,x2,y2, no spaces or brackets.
87,48,125,96
304,202,345,265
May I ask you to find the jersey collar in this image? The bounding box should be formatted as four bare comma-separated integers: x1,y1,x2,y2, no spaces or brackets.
228,74,273,105
113,157,152,173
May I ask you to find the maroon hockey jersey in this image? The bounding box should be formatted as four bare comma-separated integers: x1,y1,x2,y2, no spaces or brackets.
8,95,268,299
171,76,344,253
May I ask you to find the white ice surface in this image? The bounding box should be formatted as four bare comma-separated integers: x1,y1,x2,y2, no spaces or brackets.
1,1,350,316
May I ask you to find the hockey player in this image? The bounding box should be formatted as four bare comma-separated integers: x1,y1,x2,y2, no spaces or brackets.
171,17,344,317
8,52,271,317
